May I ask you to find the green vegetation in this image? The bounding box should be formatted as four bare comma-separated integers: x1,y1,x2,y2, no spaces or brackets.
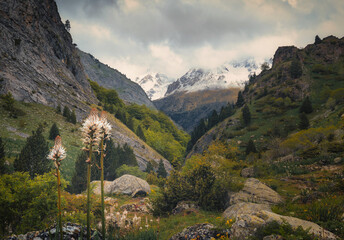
0,171,67,236
14,125,51,178
252,221,318,240
89,79,189,165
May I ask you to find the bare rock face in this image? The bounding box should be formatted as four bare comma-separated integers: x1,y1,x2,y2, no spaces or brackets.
223,202,271,220
78,49,155,109
229,178,284,205
230,210,338,240
109,174,150,196
0,0,97,118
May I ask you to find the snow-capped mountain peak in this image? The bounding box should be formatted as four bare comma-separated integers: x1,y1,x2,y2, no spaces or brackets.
134,73,174,100
165,58,261,96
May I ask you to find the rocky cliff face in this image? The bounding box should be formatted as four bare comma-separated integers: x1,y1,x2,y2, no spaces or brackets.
78,49,155,109
154,88,239,132
0,0,97,117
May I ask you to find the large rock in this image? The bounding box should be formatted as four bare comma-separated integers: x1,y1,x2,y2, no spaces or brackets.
223,202,271,219
91,180,112,195
109,174,150,196
230,210,338,239
229,178,284,205
169,223,230,240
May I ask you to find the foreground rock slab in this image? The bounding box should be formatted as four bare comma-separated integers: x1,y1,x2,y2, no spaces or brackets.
230,210,338,239
169,223,230,240
7,223,101,240
223,202,271,219
229,178,284,205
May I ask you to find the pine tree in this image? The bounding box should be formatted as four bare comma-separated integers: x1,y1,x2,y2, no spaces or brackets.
127,117,134,131
0,137,5,174
246,139,257,155
290,58,302,79
69,151,99,194
68,110,77,124
299,96,313,114
14,125,51,178
242,105,251,126
145,161,154,173
157,159,167,178
299,113,310,130
63,106,71,119
136,125,146,141
56,104,61,114
236,91,245,108
49,123,60,140
103,138,118,180
208,110,219,129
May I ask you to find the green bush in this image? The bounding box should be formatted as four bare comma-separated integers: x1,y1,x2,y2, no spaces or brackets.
0,172,67,236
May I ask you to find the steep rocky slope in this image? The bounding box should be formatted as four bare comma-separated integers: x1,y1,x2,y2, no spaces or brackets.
154,88,239,132
78,50,155,108
0,0,97,117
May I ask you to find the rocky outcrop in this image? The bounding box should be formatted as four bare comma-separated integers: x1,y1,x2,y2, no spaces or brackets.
0,0,97,118
78,49,155,109
241,167,255,178
7,223,101,240
229,178,284,205
223,202,271,219
169,223,230,240
230,210,338,239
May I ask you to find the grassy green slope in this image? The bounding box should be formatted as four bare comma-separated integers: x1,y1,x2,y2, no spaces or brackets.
0,99,83,182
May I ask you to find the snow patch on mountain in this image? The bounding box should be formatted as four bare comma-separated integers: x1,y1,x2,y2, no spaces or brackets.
165,59,261,96
135,73,174,100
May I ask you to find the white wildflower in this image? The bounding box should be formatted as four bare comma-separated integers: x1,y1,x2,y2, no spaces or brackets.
99,111,112,140
81,108,102,151
47,136,66,166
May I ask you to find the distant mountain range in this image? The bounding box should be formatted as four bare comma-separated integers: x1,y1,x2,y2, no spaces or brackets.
135,59,261,101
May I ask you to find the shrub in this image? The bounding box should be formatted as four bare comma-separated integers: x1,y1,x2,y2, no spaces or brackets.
0,172,67,236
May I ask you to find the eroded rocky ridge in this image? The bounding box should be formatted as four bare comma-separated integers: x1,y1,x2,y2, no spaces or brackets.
0,0,97,118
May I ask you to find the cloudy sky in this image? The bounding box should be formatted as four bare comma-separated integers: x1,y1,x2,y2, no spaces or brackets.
56,0,344,80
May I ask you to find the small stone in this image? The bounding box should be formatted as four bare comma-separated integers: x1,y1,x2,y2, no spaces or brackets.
334,157,341,164
263,235,285,240
241,167,255,178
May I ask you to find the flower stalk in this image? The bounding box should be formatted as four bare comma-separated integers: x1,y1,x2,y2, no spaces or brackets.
48,136,66,240
81,109,102,240
99,111,112,239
